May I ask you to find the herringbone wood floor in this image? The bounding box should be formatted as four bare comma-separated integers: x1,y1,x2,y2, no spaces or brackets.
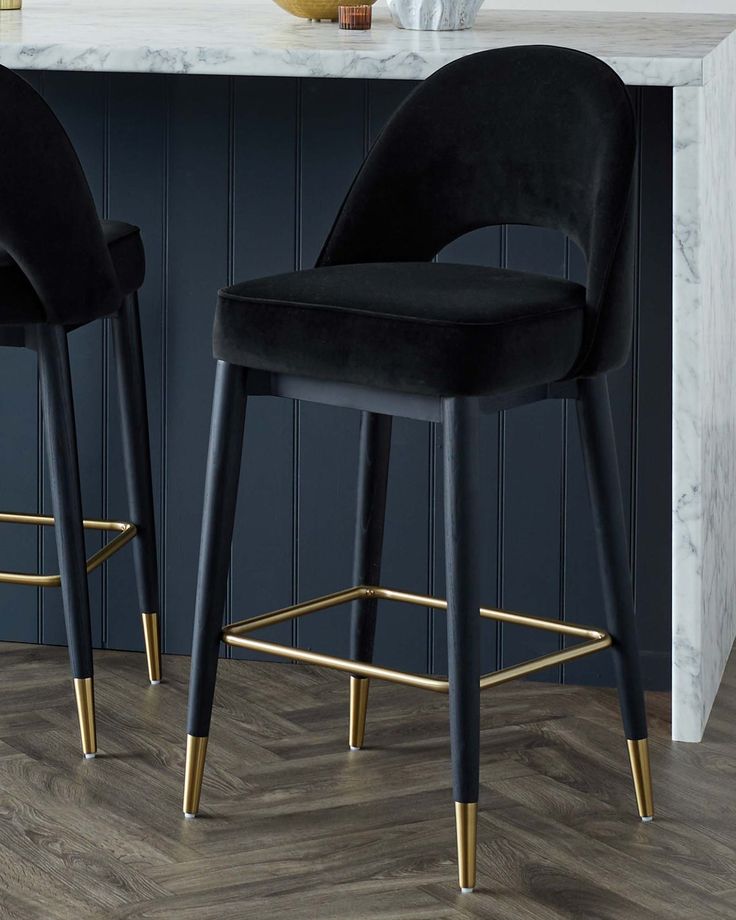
0,641,735,919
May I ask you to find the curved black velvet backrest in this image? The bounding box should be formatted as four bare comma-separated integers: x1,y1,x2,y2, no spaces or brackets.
0,66,121,326
318,46,637,378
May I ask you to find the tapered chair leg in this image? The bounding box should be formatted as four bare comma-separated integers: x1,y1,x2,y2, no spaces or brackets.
576,376,653,821
443,397,482,892
348,412,392,750
36,325,97,758
111,293,161,684
183,361,247,817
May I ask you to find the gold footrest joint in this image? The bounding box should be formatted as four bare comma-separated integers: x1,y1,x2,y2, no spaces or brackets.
222,585,612,693
627,738,654,820
73,677,97,757
0,511,137,587
183,735,209,817
455,802,478,892
141,612,162,684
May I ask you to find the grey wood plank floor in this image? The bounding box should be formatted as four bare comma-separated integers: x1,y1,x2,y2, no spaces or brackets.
0,641,735,919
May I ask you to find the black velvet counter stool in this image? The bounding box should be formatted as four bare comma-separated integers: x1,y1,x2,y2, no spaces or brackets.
0,66,161,757
183,45,653,892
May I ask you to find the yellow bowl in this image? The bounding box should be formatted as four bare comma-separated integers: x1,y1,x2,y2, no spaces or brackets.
272,0,377,21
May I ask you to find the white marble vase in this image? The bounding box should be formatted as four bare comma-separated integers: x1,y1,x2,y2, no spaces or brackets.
386,0,484,30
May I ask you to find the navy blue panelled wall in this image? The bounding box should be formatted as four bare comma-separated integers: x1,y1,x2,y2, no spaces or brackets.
0,74,673,689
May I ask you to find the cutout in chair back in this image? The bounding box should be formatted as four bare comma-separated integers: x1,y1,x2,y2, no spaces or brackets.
319,46,637,377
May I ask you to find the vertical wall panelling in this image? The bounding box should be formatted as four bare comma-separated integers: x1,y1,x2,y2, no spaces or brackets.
229,77,298,661
0,73,673,693
296,79,366,660
564,88,673,690
0,343,38,643
105,73,167,653
164,75,231,654
632,87,673,688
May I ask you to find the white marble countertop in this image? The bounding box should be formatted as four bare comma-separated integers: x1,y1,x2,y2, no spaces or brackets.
0,0,735,85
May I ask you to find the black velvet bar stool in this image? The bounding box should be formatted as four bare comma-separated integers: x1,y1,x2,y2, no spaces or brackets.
0,67,161,757
183,45,653,892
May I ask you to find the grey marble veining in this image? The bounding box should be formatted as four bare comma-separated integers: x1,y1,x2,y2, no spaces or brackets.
0,0,734,85
671,25,736,741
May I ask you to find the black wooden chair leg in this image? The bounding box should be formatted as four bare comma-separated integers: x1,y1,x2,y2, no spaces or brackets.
576,376,653,821
348,411,392,750
443,397,482,893
111,293,161,685
36,325,97,758
183,361,247,817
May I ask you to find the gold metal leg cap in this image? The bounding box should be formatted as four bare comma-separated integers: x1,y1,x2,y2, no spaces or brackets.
348,676,370,750
627,738,654,820
141,612,162,684
455,802,478,892
73,677,97,757
183,735,208,817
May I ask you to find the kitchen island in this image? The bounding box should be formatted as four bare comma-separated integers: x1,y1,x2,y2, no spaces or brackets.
1,0,735,741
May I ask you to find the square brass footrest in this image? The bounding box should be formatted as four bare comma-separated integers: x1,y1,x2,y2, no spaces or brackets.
222,585,612,692
0,511,137,587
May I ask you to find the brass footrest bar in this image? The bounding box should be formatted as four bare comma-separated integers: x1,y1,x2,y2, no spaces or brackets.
0,511,137,587
222,585,612,692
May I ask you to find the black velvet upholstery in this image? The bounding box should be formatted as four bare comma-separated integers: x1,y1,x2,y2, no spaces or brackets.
0,221,144,326
0,66,129,327
216,262,585,396
215,45,636,395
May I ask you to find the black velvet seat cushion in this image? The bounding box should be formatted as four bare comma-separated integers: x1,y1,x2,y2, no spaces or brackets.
0,220,144,326
214,262,586,397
